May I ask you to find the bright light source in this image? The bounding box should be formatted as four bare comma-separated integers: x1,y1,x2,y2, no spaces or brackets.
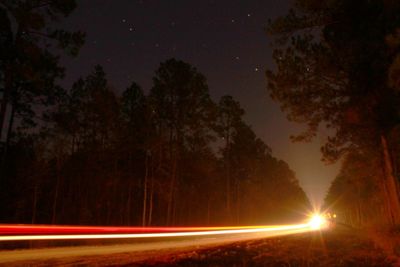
308,214,326,229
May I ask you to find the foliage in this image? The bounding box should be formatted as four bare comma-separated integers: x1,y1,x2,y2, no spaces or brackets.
266,0,400,161
0,0,85,138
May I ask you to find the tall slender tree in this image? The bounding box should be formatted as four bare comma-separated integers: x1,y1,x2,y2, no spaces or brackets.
215,95,244,218
149,58,214,224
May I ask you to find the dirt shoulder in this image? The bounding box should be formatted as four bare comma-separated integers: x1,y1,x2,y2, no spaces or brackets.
128,229,395,267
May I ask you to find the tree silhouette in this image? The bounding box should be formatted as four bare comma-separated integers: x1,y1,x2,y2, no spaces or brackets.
0,0,84,163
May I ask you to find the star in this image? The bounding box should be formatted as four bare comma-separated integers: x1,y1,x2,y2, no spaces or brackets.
235,56,240,60
255,67,259,72
122,19,126,23
129,27,134,32
247,13,251,17
231,19,235,23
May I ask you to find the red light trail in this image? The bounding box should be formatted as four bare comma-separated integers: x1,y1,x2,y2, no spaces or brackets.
0,215,326,241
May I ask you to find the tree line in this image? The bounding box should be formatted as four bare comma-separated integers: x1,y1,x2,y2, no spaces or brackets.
0,1,309,226
1,61,310,226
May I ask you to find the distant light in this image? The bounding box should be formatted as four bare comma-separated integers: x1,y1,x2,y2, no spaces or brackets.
308,214,326,229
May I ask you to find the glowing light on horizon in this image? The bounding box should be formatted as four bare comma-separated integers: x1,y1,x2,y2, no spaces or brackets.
308,214,327,229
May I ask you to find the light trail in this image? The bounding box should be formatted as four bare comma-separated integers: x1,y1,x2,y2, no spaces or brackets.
0,221,322,242
0,217,327,264
0,226,321,264
0,224,301,235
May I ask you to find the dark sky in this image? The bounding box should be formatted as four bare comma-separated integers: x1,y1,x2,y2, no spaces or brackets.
60,0,340,206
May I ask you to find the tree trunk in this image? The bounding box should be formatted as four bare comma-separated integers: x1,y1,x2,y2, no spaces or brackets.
142,152,149,226
4,102,14,148
0,67,12,141
226,163,231,219
389,141,400,193
207,197,211,225
167,153,177,225
173,190,178,225
31,185,39,224
380,175,393,225
52,157,62,224
1,102,14,176
381,134,400,225
235,179,240,224
51,155,61,224
226,136,231,220
147,155,155,226
126,182,132,225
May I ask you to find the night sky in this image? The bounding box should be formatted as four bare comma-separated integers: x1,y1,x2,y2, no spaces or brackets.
59,0,340,206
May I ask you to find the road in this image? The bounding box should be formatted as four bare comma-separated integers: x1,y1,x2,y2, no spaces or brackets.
0,222,317,265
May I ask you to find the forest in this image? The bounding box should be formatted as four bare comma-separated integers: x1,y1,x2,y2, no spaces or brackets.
0,1,309,226
266,0,400,227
